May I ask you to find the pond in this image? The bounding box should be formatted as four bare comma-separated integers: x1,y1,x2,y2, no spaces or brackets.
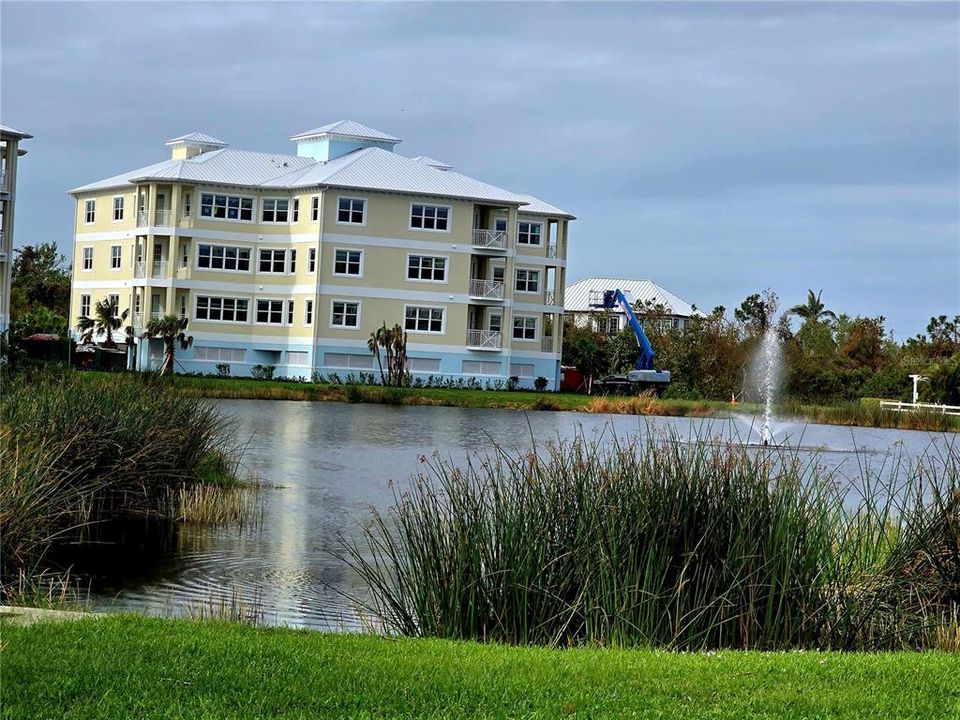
82,400,954,629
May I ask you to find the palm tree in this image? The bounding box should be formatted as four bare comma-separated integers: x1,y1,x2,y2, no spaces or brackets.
77,296,128,348
368,325,387,384
789,289,836,323
144,314,193,376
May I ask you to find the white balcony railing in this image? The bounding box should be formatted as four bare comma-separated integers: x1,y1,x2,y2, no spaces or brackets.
132,312,144,330
154,209,171,226
176,265,190,280
137,211,149,228
471,229,508,250
545,290,556,306
466,329,502,350
150,310,164,320
134,261,146,278
541,337,554,354
152,260,167,278
468,278,505,300
0,169,8,193
547,242,558,258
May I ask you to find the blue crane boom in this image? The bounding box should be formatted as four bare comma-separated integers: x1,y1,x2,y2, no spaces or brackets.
592,289,656,370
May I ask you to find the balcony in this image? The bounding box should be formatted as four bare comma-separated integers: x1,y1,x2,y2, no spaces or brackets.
152,260,168,278
132,312,144,331
468,279,504,301
471,229,507,251
134,261,146,279
541,337,555,354
545,290,556,306
137,209,172,227
547,242,558,259
466,329,502,351
0,169,8,194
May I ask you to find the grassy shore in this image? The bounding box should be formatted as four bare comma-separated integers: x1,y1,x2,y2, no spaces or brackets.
2,616,959,719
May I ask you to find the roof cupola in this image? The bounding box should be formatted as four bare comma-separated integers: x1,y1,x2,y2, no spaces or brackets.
165,132,227,160
290,120,400,162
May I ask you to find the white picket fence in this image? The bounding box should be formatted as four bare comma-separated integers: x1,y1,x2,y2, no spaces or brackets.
878,401,960,417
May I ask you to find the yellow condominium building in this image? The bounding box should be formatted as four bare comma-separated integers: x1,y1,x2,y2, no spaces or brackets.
69,121,574,388
1,123,33,333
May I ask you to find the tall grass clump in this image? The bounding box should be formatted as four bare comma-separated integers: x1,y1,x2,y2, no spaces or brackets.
1,371,246,580
339,428,959,651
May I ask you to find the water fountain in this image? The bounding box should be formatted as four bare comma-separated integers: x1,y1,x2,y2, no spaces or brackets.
754,325,783,446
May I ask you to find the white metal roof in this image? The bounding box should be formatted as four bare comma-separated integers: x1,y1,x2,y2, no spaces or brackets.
516,194,576,219
290,120,401,143
565,277,697,317
1,123,33,139
411,155,452,170
165,132,227,147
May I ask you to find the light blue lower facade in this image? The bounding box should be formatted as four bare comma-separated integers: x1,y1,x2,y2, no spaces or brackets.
137,337,561,389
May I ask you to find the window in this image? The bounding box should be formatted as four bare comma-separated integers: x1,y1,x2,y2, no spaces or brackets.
311,196,320,222
287,351,309,366
262,199,290,223
289,249,296,274
489,314,502,334
110,245,121,270
112,197,124,221
80,294,91,317
517,222,542,246
510,363,535,379
84,199,96,223
337,197,365,225
305,299,313,326
596,316,620,335
183,192,192,218
179,295,187,317
308,248,317,273
287,300,294,325
513,315,537,340
404,306,444,333
333,249,362,276
325,353,374,370
256,299,285,325
82,247,93,270
193,346,245,362
515,269,540,293
108,294,120,316
258,249,286,273
199,193,253,221
292,199,299,223
410,204,449,231
409,357,441,373
198,244,251,272
331,301,359,328
407,255,447,282
462,360,501,376
195,296,249,323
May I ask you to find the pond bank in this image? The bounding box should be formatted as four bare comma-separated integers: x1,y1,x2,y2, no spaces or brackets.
4,615,959,719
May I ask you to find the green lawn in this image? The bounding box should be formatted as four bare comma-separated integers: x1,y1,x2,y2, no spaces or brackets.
3,616,959,719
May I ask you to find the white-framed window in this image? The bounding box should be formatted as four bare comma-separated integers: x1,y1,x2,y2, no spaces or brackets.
292,198,300,223
179,294,187,317
255,299,286,325
311,196,320,222
337,197,366,225
407,254,447,282
258,249,286,274
513,315,537,340
409,357,441,373
305,299,314,326
410,203,450,232
84,199,96,224
195,296,250,323
404,305,444,334
198,244,252,272
108,294,120,316
80,294,91,317
325,352,374,370
595,316,620,335
112,196,124,222
333,248,362,277
308,248,317,273
183,192,192,218
515,268,540,293
510,363,535,379
287,351,309,366
200,193,254,221
463,360,501,376
330,300,360,328
262,198,290,223
517,221,542,246
110,245,122,270
287,300,295,325
81,247,93,271
289,249,297,274
193,346,245,362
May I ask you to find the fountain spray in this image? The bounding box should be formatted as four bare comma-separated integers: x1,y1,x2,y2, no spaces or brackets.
756,325,782,445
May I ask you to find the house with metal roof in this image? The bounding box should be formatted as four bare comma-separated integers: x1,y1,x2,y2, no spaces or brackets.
1,123,33,333
68,121,574,387
564,277,697,335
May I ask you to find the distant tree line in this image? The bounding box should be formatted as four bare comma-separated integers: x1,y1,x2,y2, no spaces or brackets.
563,288,960,405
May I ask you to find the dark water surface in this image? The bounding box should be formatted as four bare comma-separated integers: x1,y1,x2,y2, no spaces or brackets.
85,400,954,629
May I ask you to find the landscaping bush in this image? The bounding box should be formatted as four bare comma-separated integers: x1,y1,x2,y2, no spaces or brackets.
250,364,276,380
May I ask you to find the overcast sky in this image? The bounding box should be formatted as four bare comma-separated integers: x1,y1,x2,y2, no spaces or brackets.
2,1,957,338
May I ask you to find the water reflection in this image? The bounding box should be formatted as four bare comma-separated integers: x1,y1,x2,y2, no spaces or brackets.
87,400,953,629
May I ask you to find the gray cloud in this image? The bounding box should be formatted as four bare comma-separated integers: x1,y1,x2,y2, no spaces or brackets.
2,1,957,337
